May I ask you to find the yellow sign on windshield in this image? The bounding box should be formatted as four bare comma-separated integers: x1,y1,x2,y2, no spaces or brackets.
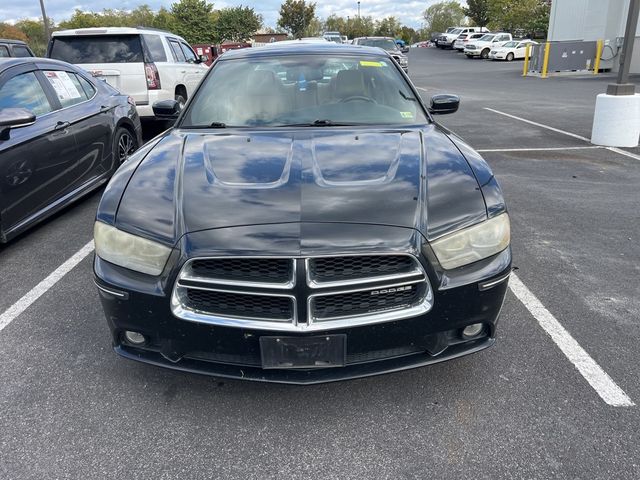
360,60,384,67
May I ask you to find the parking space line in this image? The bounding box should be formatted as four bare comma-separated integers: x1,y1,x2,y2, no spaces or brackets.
0,241,94,333
509,273,635,407
484,107,591,142
477,146,603,153
605,146,640,161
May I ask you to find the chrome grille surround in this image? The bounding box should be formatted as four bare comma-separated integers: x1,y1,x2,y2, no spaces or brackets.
171,254,433,332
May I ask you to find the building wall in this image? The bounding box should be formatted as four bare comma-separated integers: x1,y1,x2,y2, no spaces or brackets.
548,0,640,73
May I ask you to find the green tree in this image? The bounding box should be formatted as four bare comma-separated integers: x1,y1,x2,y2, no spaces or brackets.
14,19,48,55
324,14,347,34
347,15,376,38
171,0,217,43
464,0,491,29
498,0,549,36
277,0,316,38
58,10,104,29
375,16,402,37
153,7,177,32
213,6,262,42
422,1,465,36
398,26,418,44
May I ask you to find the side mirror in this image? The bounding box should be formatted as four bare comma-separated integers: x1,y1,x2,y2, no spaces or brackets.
429,94,460,115
401,46,409,53
198,54,208,63
0,108,36,141
152,99,182,119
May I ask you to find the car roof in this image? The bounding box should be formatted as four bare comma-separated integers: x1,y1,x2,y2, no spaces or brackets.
219,42,389,60
0,38,29,45
52,27,174,37
354,36,394,40
0,57,81,74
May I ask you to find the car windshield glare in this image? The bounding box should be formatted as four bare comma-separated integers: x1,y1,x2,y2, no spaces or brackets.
503,41,518,48
479,34,495,41
182,54,427,128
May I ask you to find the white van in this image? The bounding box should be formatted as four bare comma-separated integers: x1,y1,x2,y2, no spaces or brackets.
48,27,208,119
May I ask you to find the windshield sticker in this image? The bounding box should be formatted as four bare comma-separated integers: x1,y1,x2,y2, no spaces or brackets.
44,71,82,102
400,112,414,119
360,60,384,67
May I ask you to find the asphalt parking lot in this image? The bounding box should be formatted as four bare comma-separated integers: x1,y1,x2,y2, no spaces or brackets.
1,47,639,479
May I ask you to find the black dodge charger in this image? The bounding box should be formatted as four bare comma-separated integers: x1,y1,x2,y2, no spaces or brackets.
93,43,511,384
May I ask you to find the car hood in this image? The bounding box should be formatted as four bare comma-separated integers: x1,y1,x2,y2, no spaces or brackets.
116,128,427,242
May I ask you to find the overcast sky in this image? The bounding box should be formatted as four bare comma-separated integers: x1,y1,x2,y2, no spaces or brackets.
0,1,455,29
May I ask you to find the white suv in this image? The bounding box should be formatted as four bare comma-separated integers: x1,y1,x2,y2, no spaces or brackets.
437,27,488,49
48,27,208,119
464,33,513,59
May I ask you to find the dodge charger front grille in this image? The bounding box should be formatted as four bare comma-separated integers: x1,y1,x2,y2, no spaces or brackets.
171,254,433,331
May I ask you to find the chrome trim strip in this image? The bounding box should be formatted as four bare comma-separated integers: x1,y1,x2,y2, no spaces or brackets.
305,253,425,289
478,271,511,291
179,256,296,289
93,280,128,298
172,284,297,324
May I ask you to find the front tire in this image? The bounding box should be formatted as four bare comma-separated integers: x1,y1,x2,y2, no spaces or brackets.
481,48,490,59
506,53,514,61
114,127,138,165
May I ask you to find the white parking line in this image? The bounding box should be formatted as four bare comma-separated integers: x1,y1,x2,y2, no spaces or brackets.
477,146,603,153
509,273,635,407
484,107,640,161
484,107,592,142
0,241,94,333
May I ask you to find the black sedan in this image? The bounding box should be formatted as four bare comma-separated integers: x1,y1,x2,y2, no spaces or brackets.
93,43,511,384
0,58,141,242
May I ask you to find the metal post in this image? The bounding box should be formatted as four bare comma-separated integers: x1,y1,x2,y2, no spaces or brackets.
358,1,361,18
607,0,639,95
523,44,531,76
39,0,50,40
593,39,603,74
541,42,551,78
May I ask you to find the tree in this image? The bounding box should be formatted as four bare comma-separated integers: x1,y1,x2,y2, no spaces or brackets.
422,1,466,36
375,16,402,37
324,14,347,34
171,0,217,43
0,23,28,42
498,0,550,36
347,15,376,38
398,26,419,44
277,0,316,39
464,0,491,29
14,19,48,55
214,6,262,43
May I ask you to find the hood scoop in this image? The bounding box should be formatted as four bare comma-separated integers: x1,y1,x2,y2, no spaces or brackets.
311,132,403,186
202,135,293,189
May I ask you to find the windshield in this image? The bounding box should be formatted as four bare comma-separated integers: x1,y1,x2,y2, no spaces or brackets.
503,41,518,48
450,29,462,35
478,34,496,42
356,38,398,51
182,54,427,128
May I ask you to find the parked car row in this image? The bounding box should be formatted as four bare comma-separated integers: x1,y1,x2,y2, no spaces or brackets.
435,27,537,61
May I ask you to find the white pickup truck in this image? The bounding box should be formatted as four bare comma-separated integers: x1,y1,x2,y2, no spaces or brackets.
464,33,513,59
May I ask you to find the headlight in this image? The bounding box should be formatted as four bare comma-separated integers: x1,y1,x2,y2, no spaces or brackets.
431,214,510,270
94,222,172,275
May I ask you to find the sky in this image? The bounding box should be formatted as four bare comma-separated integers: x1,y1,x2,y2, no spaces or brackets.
0,0,453,30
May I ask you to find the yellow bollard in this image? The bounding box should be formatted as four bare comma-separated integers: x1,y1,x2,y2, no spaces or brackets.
593,39,603,74
523,44,531,76
541,42,551,78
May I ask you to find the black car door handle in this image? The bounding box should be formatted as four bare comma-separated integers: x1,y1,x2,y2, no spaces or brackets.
100,105,111,113
54,121,70,131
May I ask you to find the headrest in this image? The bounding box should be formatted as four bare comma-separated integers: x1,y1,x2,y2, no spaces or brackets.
286,67,324,82
334,70,365,98
247,70,279,89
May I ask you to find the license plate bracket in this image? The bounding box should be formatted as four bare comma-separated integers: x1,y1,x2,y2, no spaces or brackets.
260,335,346,369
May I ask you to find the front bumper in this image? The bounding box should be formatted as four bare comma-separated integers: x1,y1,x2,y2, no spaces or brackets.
94,229,511,384
465,50,481,57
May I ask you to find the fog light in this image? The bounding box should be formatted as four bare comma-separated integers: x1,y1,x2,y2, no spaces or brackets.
462,323,484,339
124,331,146,345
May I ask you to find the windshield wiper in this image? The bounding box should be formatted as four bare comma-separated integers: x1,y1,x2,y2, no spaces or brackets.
278,119,365,127
209,122,227,128
399,90,417,102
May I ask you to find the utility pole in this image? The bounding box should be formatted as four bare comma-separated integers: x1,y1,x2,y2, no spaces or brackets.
38,0,50,41
607,0,640,95
358,1,361,18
